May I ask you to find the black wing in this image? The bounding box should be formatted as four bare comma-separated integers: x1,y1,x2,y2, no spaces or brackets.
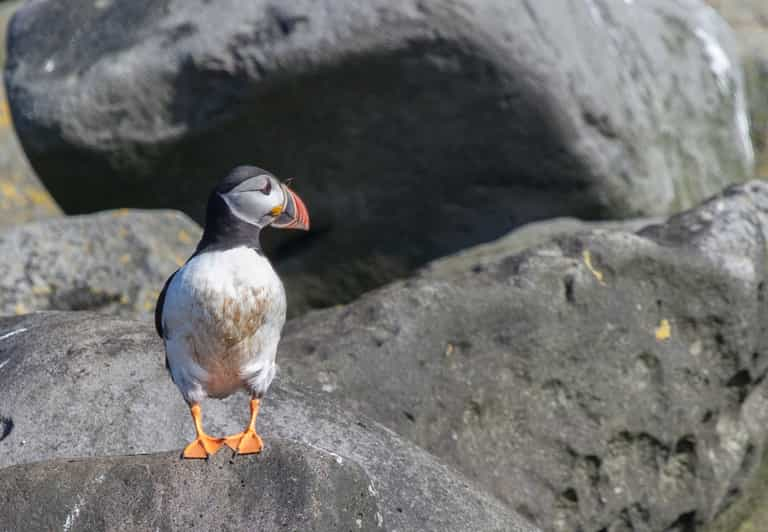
154,270,178,339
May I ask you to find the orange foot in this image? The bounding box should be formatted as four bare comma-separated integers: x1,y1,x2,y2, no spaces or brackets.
183,433,225,459
225,428,264,455
225,397,264,455
182,403,224,459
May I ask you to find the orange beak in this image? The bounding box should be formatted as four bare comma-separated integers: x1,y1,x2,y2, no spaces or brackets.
271,184,310,230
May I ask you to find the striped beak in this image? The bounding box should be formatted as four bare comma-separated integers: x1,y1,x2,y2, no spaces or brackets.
271,184,310,230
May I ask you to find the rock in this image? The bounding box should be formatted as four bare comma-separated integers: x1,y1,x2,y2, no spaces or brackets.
5,0,754,315
419,216,660,281
0,0,60,230
0,312,536,532
0,445,382,532
278,181,768,531
706,0,768,177
0,209,200,317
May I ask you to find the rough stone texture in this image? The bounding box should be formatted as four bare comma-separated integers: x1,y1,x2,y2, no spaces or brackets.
4,0,754,314
706,0,768,177
0,312,536,532
278,181,768,531
0,445,382,532
419,216,659,281
0,0,60,230
0,209,200,317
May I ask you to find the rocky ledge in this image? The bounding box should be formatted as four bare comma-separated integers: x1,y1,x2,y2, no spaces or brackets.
279,181,768,531
0,311,535,532
0,209,199,318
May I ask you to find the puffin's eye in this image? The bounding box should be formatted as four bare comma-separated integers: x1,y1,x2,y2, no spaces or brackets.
261,179,272,195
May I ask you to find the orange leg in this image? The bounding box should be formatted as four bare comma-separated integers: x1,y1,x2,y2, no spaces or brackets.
182,403,224,459
224,397,264,455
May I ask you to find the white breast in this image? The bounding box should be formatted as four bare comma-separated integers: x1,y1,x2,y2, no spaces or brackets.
161,246,286,402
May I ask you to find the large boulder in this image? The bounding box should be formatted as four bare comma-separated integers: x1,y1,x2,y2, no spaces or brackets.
5,0,754,314
0,0,60,230
278,181,768,531
0,311,536,532
0,209,200,317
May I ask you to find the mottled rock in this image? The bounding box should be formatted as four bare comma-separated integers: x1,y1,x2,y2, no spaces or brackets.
0,0,60,230
703,7,768,531
0,312,536,532
0,445,382,532
0,209,200,317
278,181,768,531
5,0,754,314
419,216,659,281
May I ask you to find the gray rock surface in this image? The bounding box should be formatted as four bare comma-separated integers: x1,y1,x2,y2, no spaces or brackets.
0,209,199,318
419,216,659,281
278,181,768,531
4,0,754,314
0,445,381,532
0,311,536,532
0,0,60,230
701,7,768,531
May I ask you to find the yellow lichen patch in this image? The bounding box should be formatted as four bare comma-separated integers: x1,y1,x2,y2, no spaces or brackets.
174,255,185,267
0,99,11,128
445,343,454,357
24,187,58,210
655,319,671,341
120,293,130,305
119,253,132,264
112,208,131,217
582,250,606,285
1,182,20,201
31,285,52,295
14,303,28,315
143,300,155,311
177,230,192,244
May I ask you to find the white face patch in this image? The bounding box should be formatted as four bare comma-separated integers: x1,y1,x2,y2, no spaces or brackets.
219,175,286,227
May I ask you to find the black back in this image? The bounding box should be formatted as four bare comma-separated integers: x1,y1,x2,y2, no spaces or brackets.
154,270,176,339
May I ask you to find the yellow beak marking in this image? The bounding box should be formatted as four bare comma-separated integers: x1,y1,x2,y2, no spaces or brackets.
270,205,283,217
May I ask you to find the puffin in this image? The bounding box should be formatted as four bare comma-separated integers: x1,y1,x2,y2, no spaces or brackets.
155,166,309,459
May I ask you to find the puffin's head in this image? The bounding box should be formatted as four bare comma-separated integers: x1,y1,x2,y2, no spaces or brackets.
215,166,309,231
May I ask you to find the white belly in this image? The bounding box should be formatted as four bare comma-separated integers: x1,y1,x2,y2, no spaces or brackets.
161,246,286,402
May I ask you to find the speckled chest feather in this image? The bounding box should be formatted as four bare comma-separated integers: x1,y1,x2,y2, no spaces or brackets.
161,246,286,400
